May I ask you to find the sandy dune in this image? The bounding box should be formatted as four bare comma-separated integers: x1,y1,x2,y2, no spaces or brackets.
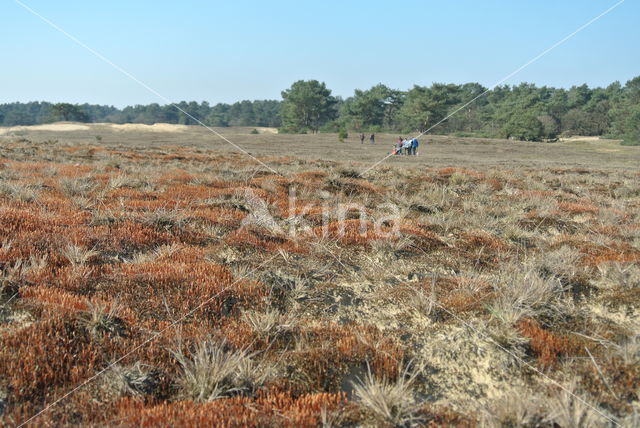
0,122,279,135
0,123,91,135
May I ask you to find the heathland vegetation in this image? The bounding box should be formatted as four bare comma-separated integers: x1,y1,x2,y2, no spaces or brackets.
0,128,639,426
2,76,639,144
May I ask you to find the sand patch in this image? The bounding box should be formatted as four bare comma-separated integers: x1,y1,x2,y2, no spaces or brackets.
254,127,278,134
105,123,193,133
559,136,602,143
0,123,90,135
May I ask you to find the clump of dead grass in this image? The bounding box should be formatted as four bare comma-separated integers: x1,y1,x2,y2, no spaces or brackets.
543,383,612,428
105,362,160,398
479,387,544,427
0,182,39,202
60,244,99,267
242,308,296,338
352,363,423,426
172,340,275,401
78,300,126,338
60,176,96,197
488,267,568,325
138,207,187,230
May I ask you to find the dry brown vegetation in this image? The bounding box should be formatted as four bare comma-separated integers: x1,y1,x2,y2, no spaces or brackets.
0,129,639,426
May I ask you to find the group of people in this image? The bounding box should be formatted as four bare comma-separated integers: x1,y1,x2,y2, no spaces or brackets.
359,133,375,144
393,136,419,155
357,132,420,156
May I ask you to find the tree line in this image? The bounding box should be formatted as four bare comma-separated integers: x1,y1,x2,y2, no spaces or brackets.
280,78,639,145
1,76,638,144
0,100,282,128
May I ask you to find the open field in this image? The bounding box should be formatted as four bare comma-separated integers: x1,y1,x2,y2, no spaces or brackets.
0,122,636,170
0,124,639,426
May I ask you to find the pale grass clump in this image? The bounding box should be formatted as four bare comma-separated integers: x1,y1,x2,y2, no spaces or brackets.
60,176,96,197
138,207,187,230
79,300,125,338
448,171,470,185
172,340,274,401
230,263,253,280
538,246,586,282
242,309,296,338
352,364,423,426
597,205,626,226
522,176,548,192
0,239,12,252
70,195,95,210
596,262,640,289
90,209,121,226
488,267,567,324
106,362,159,397
20,254,48,276
126,244,181,264
0,259,45,302
404,186,450,214
501,223,535,247
151,243,182,260
199,223,226,239
0,387,6,416
369,237,414,258
239,190,284,234
0,260,25,290
613,335,640,366
107,174,145,190
526,195,558,217
426,209,468,235
480,387,544,427
485,321,528,364
619,407,640,428
543,383,611,428
0,182,39,202
60,244,99,267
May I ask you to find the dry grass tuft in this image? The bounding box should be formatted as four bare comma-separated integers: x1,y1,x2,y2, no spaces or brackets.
480,388,544,427
172,340,274,401
61,244,99,267
106,362,160,397
544,383,611,428
352,364,423,426
242,308,296,338
78,300,126,338
0,182,39,202
488,267,567,324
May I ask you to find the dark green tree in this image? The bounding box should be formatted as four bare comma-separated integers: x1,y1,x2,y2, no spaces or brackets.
503,110,543,141
397,84,460,132
344,84,403,130
281,80,337,133
49,103,89,122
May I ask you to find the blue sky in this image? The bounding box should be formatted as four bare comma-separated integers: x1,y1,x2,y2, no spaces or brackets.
1,0,638,107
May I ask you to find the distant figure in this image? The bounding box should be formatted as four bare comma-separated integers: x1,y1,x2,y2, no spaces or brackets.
359,133,365,144
394,138,403,155
402,138,412,155
410,138,419,155
369,133,375,144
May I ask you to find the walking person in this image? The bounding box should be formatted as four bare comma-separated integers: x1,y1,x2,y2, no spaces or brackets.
359,133,365,144
369,133,375,144
410,137,419,155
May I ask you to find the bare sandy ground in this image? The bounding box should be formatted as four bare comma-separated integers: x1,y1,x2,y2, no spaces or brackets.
0,122,278,135
0,123,91,134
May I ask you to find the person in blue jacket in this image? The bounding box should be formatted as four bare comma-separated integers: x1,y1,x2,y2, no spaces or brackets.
410,138,419,155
